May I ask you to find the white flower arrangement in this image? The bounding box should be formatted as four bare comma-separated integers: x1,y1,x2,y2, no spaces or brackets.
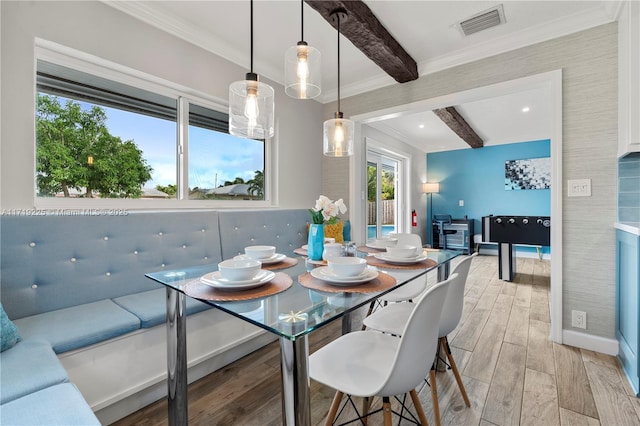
309,195,347,224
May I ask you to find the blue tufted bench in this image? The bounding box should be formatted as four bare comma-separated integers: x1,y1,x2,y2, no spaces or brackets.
0,208,309,424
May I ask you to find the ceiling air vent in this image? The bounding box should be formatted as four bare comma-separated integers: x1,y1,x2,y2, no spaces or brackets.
458,4,506,36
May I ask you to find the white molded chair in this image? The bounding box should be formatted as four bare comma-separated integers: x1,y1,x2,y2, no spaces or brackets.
362,233,427,322
361,254,477,421
309,274,455,426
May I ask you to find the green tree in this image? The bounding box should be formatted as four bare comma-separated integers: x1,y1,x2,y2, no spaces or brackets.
247,170,264,198
156,184,177,197
367,166,395,201
222,177,246,187
36,94,152,198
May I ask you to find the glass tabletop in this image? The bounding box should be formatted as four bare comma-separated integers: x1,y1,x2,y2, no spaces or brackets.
146,248,460,341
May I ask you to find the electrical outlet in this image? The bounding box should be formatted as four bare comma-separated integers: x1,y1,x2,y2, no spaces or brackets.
572,310,587,329
459,200,464,207
567,179,591,197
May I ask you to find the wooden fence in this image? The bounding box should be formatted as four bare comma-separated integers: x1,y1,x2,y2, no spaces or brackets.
367,200,395,225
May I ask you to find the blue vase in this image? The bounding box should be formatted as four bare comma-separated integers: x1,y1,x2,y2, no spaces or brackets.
308,224,324,261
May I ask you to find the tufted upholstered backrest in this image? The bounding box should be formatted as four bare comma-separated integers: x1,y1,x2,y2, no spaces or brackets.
0,211,223,319
1,209,310,320
218,209,309,259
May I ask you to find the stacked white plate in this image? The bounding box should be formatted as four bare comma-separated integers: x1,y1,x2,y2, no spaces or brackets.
200,270,275,290
233,253,287,264
373,253,428,265
310,266,378,286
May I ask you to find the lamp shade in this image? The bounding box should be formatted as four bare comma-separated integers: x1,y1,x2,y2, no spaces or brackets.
323,113,354,157
423,182,440,193
285,42,321,99
229,73,274,139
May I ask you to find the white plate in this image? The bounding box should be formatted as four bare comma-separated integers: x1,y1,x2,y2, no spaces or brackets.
301,244,308,250
200,270,275,290
234,253,286,264
310,266,378,286
365,242,390,250
374,253,428,265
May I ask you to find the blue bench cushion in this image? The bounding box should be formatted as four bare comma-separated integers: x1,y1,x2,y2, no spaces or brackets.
0,339,69,404
113,288,213,328
13,300,140,354
0,383,100,425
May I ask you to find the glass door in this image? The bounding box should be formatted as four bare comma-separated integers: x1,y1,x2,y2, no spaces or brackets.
366,150,401,240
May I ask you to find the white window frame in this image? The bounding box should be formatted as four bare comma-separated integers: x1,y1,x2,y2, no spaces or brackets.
34,39,273,210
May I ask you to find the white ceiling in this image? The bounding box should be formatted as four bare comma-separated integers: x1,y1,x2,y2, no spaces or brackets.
106,0,619,152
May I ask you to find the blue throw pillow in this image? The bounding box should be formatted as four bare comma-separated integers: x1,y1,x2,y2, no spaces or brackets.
1,304,21,352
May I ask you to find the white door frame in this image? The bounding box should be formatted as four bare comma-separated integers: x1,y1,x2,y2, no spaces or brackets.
349,70,563,343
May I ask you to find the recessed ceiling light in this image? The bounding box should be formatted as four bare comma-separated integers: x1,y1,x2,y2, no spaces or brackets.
419,124,425,129
522,106,530,113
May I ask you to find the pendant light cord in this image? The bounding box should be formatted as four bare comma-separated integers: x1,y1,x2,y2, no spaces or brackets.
250,0,254,74
337,12,341,113
300,0,304,41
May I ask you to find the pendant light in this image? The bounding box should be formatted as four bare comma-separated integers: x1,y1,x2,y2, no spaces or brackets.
323,9,354,157
284,0,321,99
229,0,274,139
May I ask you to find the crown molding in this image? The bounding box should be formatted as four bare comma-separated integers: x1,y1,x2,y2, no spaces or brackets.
103,1,617,104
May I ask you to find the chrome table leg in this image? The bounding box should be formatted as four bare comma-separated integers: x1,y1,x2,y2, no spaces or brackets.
166,288,188,426
279,336,311,425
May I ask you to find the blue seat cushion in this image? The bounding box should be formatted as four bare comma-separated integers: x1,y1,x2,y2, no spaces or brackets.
1,303,20,352
13,300,140,354
113,288,213,328
0,339,69,404
0,383,100,425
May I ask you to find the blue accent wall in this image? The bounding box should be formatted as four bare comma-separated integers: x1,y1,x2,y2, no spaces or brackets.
427,140,551,252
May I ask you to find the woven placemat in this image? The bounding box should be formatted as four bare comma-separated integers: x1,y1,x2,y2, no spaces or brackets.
262,257,298,270
184,272,293,301
365,256,437,270
357,245,386,254
298,271,397,294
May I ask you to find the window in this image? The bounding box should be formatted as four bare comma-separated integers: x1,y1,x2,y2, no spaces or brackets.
35,54,267,206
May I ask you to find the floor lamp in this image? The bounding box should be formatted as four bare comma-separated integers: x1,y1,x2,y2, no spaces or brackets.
423,182,440,247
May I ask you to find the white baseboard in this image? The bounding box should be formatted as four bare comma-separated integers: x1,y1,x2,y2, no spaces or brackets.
562,329,619,355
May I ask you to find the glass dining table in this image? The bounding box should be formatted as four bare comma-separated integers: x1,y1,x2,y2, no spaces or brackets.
145,247,460,426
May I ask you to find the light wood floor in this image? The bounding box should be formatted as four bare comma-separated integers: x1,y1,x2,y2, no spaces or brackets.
114,255,640,426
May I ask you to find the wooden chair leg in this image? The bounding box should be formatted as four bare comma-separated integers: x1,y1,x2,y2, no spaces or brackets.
441,337,471,407
325,391,344,426
429,368,441,426
409,389,429,426
361,301,376,330
382,396,393,426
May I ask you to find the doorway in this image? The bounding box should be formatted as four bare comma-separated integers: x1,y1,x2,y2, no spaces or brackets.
366,149,403,239
350,70,563,343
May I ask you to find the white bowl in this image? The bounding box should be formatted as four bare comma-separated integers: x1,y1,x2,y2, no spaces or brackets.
386,245,419,258
323,243,344,260
327,257,367,277
375,237,398,248
244,245,276,260
218,259,262,282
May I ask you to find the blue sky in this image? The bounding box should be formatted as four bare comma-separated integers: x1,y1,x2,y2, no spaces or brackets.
70,97,263,189
102,105,263,189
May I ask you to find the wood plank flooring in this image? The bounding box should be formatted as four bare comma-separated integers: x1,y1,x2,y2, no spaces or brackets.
113,255,640,426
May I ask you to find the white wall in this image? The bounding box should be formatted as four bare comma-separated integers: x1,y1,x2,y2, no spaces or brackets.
325,24,619,340
0,1,323,210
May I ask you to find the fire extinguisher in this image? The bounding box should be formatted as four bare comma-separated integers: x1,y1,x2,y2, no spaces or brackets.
412,209,417,227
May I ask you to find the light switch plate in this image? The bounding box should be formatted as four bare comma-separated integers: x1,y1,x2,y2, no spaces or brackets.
567,179,591,197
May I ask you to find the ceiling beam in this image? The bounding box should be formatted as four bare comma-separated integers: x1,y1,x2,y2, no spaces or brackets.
433,107,484,149
305,0,418,83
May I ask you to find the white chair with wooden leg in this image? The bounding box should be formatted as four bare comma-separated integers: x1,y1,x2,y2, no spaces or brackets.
309,274,455,426
361,254,477,424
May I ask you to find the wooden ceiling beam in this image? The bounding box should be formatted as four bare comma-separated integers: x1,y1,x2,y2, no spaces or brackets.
305,0,418,83
433,107,484,149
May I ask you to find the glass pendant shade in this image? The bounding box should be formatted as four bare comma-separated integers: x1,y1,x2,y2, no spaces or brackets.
229,73,274,139
285,42,321,99
323,112,354,157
